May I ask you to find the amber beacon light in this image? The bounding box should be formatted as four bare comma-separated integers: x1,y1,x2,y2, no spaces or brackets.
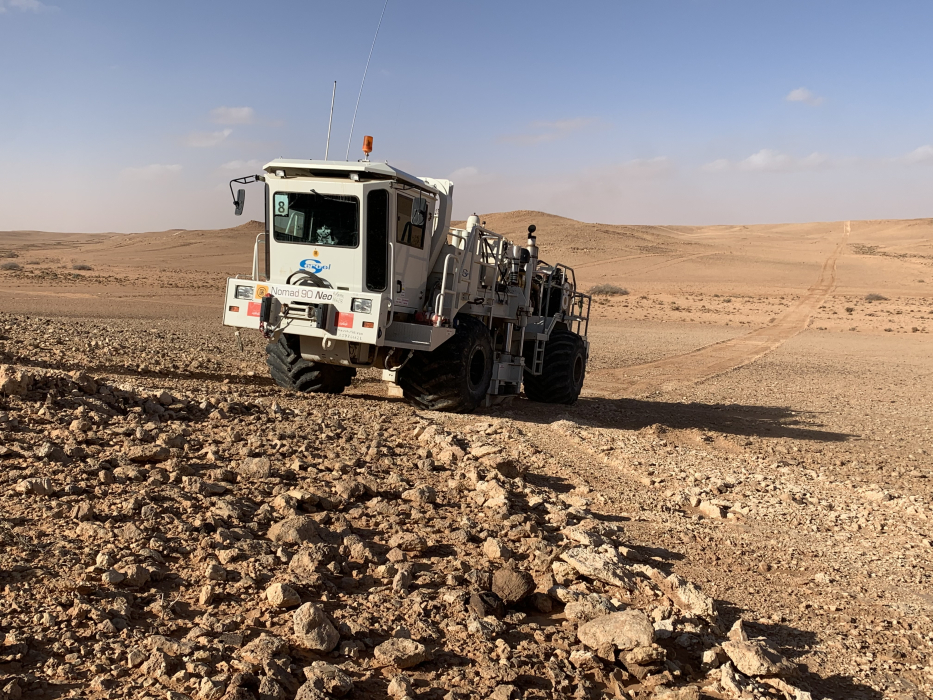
362,135,373,156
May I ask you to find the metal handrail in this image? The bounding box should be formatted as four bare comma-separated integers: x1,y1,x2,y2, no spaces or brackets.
434,253,456,326
252,233,266,281
385,242,396,329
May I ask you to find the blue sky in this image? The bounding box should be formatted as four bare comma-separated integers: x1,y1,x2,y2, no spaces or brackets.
2,0,933,231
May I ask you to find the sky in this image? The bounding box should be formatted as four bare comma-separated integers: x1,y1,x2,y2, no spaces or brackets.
2,0,933,232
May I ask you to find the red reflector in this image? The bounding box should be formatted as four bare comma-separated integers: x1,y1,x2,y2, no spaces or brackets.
337,312,354,328
247,302,261,317
228,305,240,313
362,321,374,328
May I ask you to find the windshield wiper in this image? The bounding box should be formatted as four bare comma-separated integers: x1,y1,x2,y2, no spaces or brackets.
310,189,352,203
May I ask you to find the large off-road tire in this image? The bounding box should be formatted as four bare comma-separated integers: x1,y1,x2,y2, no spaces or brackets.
523,330,587,404
397,316,493,413
266,334,356,394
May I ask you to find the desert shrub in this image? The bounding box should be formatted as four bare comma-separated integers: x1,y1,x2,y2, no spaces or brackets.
0,251,18,259
589,284,629,296
723,297,732,303
72,263,93,271
865,293,887,302
845,307,855,314
0,261,21,271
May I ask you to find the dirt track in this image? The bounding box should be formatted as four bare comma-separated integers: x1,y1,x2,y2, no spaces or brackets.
590,224,850,398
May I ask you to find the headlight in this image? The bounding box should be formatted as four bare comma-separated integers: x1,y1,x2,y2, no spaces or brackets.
351,298,372,314
235,285,253,300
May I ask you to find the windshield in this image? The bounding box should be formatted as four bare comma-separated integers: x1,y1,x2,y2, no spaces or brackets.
272,192,359,247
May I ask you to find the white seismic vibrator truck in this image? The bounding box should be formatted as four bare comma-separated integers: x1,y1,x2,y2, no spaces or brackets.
222,146,591,413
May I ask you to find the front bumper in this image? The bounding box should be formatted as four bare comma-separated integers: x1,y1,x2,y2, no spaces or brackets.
222,279,385,345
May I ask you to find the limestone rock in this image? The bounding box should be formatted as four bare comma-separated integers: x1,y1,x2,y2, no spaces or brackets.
268,516,320,545
722,639,795,677
125,444,171,463
373,638,431,669
560,546,635,590
293,603,339,652
266,582,301,608
304,661,353,697
577,610,654,653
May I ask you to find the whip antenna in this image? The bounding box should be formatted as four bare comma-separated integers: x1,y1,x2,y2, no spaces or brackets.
324,81,336,160
346,0,389,161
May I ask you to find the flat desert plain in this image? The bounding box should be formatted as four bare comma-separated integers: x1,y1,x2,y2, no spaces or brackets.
0,214,930,700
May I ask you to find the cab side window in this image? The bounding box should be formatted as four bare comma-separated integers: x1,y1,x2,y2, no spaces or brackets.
396,194,425,249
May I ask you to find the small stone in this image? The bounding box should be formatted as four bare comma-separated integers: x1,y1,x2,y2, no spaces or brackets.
393,568,413,594
204,563,226,582
239,633,288,665
14,477,54,496
469,591,505,619
268,516,319,545
560,546,634,590
121,564,151,587
491,567,534,604
651,686,700,700
401,485,436,504
488,685,519,700
482,537,512,561
373,638,431,668
199,584,215,606
697,501,725,519
293,603,340,652
125,444,171,463
578,610,654,654
388,532,428,552
387,674,414,699
305,661,353,697
266,582,301,608
722,639,795,677
101,568,125,584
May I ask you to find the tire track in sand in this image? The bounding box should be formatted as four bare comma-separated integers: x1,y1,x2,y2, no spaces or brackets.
589,224,849,398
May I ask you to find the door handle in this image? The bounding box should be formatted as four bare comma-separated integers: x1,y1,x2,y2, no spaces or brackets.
396,280,403,293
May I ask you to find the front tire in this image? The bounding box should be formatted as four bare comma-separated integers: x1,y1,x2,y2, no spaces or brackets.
397,316,493,413
266,334,356,394
523,330,586,404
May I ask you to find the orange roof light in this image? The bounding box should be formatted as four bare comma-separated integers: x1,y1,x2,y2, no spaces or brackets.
362,135,373,155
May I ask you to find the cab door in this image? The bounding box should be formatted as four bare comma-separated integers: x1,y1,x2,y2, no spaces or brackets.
392,192,431,313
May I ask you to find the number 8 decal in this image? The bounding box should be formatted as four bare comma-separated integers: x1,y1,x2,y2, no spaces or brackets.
273,193,289,217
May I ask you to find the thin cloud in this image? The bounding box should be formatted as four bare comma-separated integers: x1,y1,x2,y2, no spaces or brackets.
448,166,479,181
499,117,598,145
901,145,933,164
219,159,263,171
0,0,57,12
704,149,830,173
786,87,823,106
615,156,674,178
184,129,233,148
211,107,255,125
120,164,182,181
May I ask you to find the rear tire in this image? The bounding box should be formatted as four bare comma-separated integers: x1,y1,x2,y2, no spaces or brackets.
266,334,356,394
397,316,493,413
523,330,586,404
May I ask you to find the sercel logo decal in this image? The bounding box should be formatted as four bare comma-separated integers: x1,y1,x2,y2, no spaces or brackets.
254,285,269,299
299,259,332,275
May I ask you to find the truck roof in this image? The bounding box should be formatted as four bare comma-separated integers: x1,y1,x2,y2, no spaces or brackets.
263,159,439,194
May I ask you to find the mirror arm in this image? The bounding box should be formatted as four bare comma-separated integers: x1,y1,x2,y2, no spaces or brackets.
229,174,261,209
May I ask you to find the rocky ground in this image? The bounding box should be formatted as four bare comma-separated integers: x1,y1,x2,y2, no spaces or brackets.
0,312,854,700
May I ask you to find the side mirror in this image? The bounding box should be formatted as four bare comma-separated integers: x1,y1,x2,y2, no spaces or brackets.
234,189,246,216
411,197,428,227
